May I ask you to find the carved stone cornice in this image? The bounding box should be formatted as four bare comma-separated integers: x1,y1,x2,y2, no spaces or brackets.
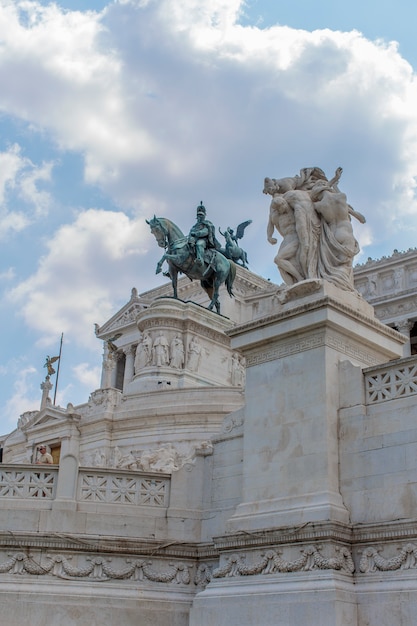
214,521,354,551
354,247,417,271
0,531,201,559
243,328,386,368
2,518,417,586
351,519,417,545
227,294,404,344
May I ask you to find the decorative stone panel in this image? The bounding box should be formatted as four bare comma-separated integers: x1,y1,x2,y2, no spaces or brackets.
365,360,417,403
0,468,57,499
78,470,170,507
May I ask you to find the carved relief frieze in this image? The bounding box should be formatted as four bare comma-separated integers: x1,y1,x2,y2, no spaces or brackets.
406,264,417,286
17,411,39,430
375,296,417,321
245,332,326,367
134,329,217,376
359,543,417,573
194,441,214,457
212,545,354,578
186,321,231,346
87,388,122,411
140,316,184,332
221,413,244,435
245,330,381,367
194,562,213,588
0,550,192,584
105,304,146,333
326,333,381,365
89,442,200,474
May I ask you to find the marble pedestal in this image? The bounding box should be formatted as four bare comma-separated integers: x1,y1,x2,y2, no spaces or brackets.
189,282,406,626
226,281,405,532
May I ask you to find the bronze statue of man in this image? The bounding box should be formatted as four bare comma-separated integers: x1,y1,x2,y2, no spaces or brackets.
188,202,219,265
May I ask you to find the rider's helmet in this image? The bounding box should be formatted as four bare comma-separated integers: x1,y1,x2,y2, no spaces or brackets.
196,202,206,217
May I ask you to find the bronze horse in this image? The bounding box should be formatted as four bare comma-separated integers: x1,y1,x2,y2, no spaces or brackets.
147,216,236,314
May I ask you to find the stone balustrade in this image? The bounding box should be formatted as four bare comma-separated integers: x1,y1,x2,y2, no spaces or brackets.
0,464,170,509
364,356,417,404
0,465,58,499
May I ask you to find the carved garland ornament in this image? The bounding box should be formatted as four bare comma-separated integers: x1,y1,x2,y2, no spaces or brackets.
359,543,417,573
0,552,191,584
213,545,354,578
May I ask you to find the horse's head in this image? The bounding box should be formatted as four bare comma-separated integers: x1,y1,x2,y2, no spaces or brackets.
146,216,167,248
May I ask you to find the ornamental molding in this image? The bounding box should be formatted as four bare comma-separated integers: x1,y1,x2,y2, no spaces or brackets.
186,320,231,346
0,550,192,584
353,519,417,544
359,543,417,573
228,295,399,340
194,562,214,588
96,291,147,336
138,317,231,347
353,248,417,271
219,413,244,436
0,532,206,560
216,520,417,553
87,388,122,411
213,545,354,578
214,521,353,551
245,330,381,367
139,316,184,332
374,295,417,321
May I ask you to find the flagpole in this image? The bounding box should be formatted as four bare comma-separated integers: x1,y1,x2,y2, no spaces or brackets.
53,333,64,405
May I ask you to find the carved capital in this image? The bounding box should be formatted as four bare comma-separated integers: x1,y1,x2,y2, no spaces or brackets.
396,318,414,336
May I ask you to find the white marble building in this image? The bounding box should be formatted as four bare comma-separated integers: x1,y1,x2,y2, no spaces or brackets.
354,248,417,355
1,252,417,625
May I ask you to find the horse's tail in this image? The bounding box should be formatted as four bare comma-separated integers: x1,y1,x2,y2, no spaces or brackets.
225,261,236,297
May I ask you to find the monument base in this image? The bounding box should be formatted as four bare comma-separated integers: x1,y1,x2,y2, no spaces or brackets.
227,490,350,532
190,571,357,626
226,280,405,533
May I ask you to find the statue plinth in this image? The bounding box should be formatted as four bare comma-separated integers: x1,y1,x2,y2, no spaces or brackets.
124,298,236,394
226,281,406,532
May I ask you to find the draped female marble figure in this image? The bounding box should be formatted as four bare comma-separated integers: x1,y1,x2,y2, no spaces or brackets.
264,167,365,291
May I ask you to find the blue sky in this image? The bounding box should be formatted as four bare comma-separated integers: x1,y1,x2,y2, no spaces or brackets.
1,0,417,434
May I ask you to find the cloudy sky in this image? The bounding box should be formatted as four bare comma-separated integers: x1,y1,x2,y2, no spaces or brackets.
1,0,417,433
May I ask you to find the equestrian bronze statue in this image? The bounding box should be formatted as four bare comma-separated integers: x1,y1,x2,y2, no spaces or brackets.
147,203,236,314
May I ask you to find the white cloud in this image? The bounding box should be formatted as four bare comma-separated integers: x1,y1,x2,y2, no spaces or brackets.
2,0,417,431
72,361,102,391
0,267,15,281
1,364,39,427
0,143,54,239
7,208,150,347
0,0,416,244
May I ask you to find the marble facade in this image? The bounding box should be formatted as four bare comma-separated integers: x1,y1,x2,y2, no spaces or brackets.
1,253,417,625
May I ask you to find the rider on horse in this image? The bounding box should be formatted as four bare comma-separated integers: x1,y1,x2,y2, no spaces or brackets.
188,202,220,267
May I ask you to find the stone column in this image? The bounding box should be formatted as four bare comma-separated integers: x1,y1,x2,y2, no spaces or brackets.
111,354,119,388
53,412,81,512
101,353,116,389
123,345,136,392
396,318,414,357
